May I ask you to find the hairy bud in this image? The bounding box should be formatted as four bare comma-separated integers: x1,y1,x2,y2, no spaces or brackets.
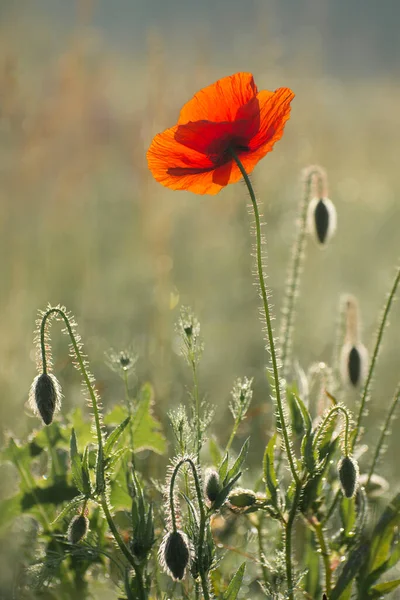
68,514,89,544
159,530,191,581
307,197,337,245
338,455,359,498
29,373,62,425
340,342,368,387
227,488,257,512
204,469,221,504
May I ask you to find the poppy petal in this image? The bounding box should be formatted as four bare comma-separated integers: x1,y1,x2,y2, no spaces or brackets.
178,72,258,125
174,119,251,161
248,87,295,152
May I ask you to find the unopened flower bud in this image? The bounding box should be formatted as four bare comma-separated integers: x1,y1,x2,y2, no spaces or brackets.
227,488,256,511
338,455,359,498
29,373,62,425
204,469,221,504
307,197,337,246
68,514,89,544
340,342,368,388
159,530,191,581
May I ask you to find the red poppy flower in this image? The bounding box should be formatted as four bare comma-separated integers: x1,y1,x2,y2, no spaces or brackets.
146,72,294,195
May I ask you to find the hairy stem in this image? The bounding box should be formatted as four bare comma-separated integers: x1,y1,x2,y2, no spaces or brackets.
285,481,303,600
313,404,351,456
312,520,332,594
366,381,400,487
230,149,299,487
355,266,400,445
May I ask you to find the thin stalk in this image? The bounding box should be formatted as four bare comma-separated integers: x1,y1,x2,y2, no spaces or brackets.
321,489,341,527
224,407,244,454
256,515,269,587
40,307,103,450
312,521,332,594
313,405,351,456
280,168,323,379
366,381,400,487
169,458,210,600
355,266,400,446
230,149,299,487
123,369,136,469
191,358,201,464
285,480,303,600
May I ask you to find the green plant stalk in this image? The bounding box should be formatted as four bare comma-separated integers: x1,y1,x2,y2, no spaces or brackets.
40,307,103,451
224,407,244,454
123,369,136,469
256,515,269,588
366,381,400,487
101,496,145,599
312,520,332,594
230,149,299,487
285,481,303,600
355,266,400,445
280,168,322,379
313,404,351,456
190,355,202,464
321,489,341,526
169,457,210,600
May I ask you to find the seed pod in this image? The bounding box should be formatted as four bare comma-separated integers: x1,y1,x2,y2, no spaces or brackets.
340,342,368,387
204,469,221,504
28,372,62,425
159,530,191,581
307,197,337,246
68,514,89,544
227,488,257,511
338,455,359,498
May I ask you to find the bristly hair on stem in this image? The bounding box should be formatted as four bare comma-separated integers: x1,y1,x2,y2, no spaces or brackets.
280,165,328,381
355,265,400,446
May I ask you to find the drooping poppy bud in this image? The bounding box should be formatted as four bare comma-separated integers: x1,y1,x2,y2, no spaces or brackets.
159,530,191,581
307,197,337,246
204,469,221,504
68,514,89,544
29,372,62,425
338,455,359,498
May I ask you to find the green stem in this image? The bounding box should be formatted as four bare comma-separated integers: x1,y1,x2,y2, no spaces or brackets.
230,149,299,487
101,496,145,598
366,381,400,488
191,357,201,464
313,404,351,456
169,458,210,600
40,307,103,450
224,408,243,454
285,481,303,600
256,515,269,587
312,521,332,594
123,370,136,469
321,489,341,526
280,168,323,379
355,266,400,446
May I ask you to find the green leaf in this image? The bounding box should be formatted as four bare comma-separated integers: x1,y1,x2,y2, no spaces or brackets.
81,446,92,496
293,393,312,433
340,496,356,538
104,416,131,457
131,384,166,454
369,579,400,598
223,438,249,485
209,436,222,466
212,472,242,511
367,492,400,576
263,434,278,507
70,428,85,494
96,444,105,495
51,494,86,524
330,543,369,600
222,562,246,600
218,453,229,482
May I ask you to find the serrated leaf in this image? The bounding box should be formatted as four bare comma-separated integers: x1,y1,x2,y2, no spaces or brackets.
222,562,246,600
219,453,229,482
223,438,249,485
104,416,130,457
369,579,400,597
131,384,166,454
263,434,278,507
70,428,85,494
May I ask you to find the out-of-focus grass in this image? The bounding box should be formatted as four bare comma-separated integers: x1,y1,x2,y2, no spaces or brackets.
0,13,399,480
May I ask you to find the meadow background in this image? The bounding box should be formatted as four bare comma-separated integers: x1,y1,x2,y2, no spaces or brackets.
0,0,399,595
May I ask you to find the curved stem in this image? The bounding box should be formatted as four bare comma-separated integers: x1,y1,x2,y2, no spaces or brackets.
40,307,103,450
280,168,324,379
230,149,299,487
366,381,400,487
355,266,400,446
169,457,210,600
313,404,351,456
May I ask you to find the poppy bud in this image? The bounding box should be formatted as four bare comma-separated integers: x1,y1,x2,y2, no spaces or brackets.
29,373,62,425
159,530,191,581
227,488,257,511
340,342,368,388
307,197,337,246
338,455,359,498
204,469,221,504
68,514,89,544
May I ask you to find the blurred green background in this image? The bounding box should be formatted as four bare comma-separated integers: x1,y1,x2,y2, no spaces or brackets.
0,0,399,586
